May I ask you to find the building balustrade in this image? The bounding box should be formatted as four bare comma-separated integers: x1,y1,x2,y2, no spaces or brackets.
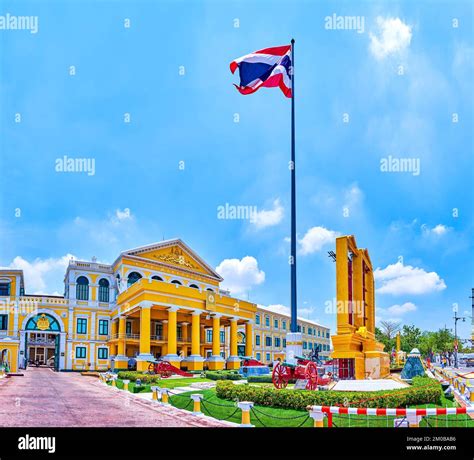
71,334,111,341
0,330,19,338
17,295,69,306
27,338,56,346
110,333,140,340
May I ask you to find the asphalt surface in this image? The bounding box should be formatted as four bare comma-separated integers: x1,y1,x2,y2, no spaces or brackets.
0,367,227,427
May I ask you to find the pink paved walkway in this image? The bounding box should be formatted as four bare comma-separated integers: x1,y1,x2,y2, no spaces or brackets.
0,367,227,427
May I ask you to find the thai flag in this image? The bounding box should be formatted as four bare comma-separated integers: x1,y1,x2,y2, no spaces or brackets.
230,45,292,98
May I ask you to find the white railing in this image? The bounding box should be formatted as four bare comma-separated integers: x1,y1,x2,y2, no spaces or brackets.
18,296,69,306
68,260,113,273
28,339,56,346
0,330,18,339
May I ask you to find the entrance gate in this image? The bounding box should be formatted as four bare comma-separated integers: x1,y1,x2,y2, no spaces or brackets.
24,313,62,371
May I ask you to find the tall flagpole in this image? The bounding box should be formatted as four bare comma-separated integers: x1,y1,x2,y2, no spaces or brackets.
290,38,297,333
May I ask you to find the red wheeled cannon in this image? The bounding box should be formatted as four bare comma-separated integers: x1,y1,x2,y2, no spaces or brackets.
272,356,332,390
147,359,192,378
240,356,266,367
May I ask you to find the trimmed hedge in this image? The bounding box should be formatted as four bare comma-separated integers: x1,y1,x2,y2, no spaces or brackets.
131,385,150,394
117,371,160,384
205,370,242,381
216,377,443,410
247,375,273,383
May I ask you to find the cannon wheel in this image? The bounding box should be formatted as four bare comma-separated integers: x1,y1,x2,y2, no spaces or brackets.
272,362,290,389
305,361,318,390
148,362,157,374
156,360,173,378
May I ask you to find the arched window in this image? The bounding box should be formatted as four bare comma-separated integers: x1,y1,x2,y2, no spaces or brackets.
171,280,182,285
0,280,11,296
127,272,142,287
206,288,215,292
76,276,89,300
98,278,110,302
189,284,199,290
25,313,61,332
151,275,163,282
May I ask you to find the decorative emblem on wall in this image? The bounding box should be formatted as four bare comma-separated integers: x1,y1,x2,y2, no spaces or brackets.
154,247,198,270
36,314,51,331
205,291,216,311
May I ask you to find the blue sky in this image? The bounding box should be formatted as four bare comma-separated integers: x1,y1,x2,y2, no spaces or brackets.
0,0,472,342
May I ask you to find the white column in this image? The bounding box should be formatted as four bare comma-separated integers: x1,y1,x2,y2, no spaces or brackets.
66,307,74,370
109,285,115,303
66,341,73,369
89,342,96,370
13,306,19,333
90,312,96,341
68,308,74,336
59,332,66,370
19,331,26,369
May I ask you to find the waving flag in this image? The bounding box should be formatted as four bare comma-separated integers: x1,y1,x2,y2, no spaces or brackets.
230,45,292,98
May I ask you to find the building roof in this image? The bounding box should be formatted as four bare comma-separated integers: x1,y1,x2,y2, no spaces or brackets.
115,238,223,281
257,304,329,329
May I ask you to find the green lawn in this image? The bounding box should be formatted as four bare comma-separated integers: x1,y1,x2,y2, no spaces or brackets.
169,388,473,428
108,377,212,392
170,389,313,427
107,378,473,428
149,377,210,389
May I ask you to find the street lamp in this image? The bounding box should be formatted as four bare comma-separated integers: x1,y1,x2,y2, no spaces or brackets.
452,304,466,368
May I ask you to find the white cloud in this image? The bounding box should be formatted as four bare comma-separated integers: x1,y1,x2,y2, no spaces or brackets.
374,261,446,295
216,256,265,295
8,254,75,295
343,184,363,211
422,224,450,237
386,302,417,316
114,208,133,222
251,199,284,230
298,226,339,255
261,304,290,316
66,208,139,248
369,17,412,60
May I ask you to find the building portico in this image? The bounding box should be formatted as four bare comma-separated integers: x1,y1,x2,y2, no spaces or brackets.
108,240,257,371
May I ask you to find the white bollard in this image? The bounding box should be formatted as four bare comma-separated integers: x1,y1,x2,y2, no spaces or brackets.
151,386,160,401
160,388,170,405
237,401,254,427
308,407,325,427
191,394,204,415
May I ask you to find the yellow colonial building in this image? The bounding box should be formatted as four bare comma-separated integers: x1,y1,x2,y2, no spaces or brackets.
251,306,331,364
0,239,257,373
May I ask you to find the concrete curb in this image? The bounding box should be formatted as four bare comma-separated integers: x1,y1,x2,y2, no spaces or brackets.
92,379,238,427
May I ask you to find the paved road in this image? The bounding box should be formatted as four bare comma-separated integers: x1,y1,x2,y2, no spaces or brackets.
0,367,227,427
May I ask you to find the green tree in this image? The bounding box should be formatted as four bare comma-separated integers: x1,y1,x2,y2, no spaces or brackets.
375,324,396,352
379,320,401,339
415,328,456,356
400,324,422,353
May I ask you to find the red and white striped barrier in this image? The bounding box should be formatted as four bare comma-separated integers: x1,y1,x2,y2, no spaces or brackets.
309,405,474,416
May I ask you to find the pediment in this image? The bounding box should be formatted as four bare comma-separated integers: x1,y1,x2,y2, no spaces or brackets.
122,239,223,281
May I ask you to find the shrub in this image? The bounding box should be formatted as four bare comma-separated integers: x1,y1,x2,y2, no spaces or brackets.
247,375,273,383
216,377,442,410
131,384,150,394
117,371,160,384
205,371,242,381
